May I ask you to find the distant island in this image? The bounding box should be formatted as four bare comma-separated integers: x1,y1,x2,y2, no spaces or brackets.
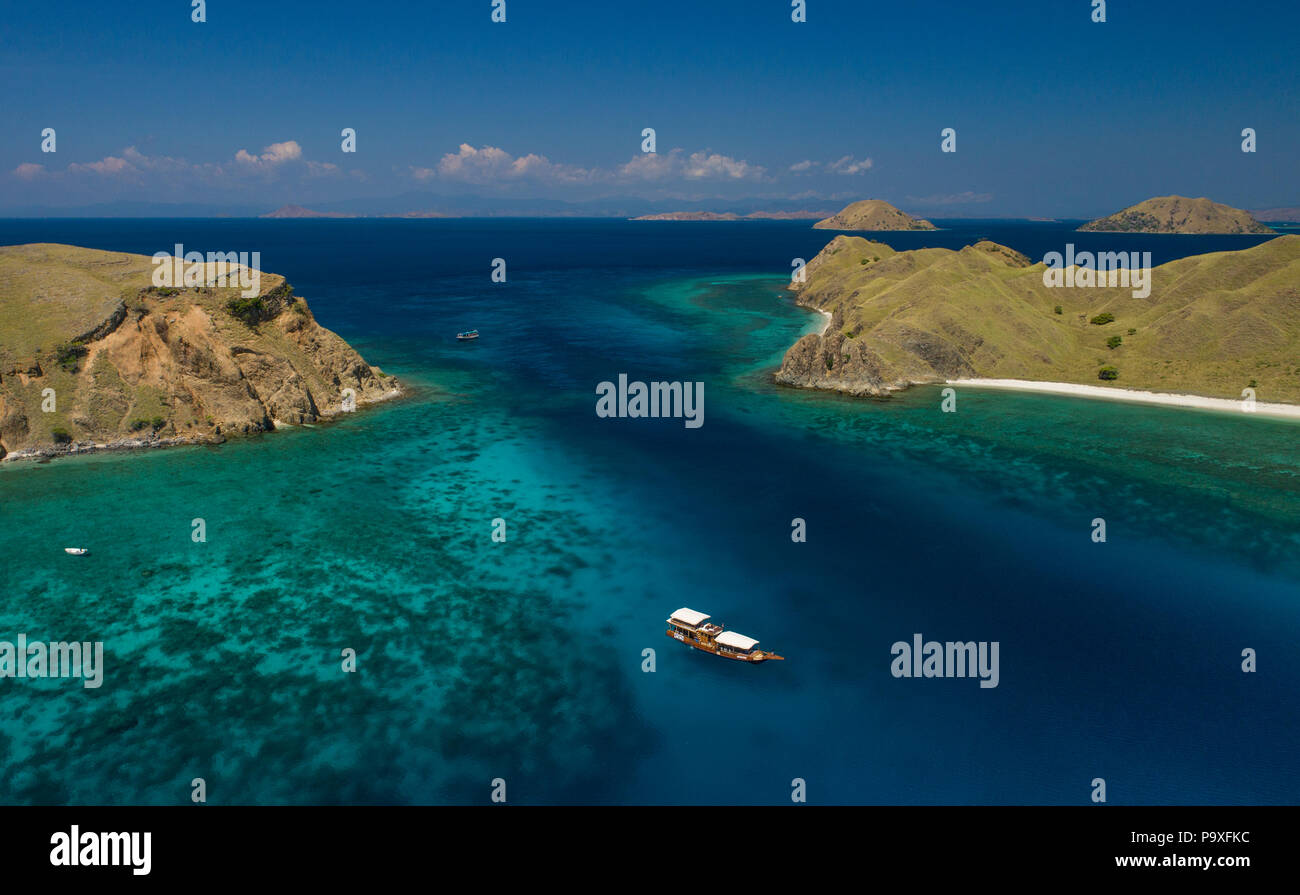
631,210,831,221
812,200,936,231
777,234,1300,407
261,205,450,219
1079,196,1274,234
1253,207,1300,223
0,244,399,461
389,210,453,218
261,204,355,219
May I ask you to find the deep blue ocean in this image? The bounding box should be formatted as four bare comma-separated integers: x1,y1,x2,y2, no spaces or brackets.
1,218,1296,805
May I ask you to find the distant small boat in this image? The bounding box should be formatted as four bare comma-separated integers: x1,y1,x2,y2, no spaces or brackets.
456,330,479,341
64,548,88,556
665,607,784,663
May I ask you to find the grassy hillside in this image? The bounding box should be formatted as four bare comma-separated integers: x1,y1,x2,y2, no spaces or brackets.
813,199,936,231
1080,196,1274,234
778,235,1300,402
0,243,398,459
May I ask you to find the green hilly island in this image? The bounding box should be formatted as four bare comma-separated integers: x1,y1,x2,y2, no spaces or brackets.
1080,196,1274,234
813,200,936,231
0,243,399,460
778,234,1300,402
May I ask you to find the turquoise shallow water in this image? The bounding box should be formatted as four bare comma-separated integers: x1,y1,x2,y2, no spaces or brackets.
1,220,1297,804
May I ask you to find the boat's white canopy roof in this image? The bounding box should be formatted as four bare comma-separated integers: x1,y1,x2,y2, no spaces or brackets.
717,631,758,651
670,608,710,627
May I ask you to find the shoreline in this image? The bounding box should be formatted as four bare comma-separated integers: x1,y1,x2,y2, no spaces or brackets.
0,386,406,466
946,378,1300,420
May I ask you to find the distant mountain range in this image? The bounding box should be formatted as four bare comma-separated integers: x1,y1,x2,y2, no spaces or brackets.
259,205,450,219
0,194,856,220
4,192,1296,223
1253,207,1300,222
630,210,831,221
260,205,356,219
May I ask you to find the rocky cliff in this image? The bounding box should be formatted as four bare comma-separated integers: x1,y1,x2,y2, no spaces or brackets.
0,243,400,461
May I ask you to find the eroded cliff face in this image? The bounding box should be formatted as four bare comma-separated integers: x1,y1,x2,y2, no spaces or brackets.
776,236,993,395
0,244,400,460
779,312,908,396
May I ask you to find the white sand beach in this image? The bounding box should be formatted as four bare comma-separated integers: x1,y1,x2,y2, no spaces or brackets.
946,378,1300,421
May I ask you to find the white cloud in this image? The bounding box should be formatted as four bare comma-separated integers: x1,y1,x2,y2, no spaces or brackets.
682,151,765,180
433,143,592,184
436,143,510,180
67,155,131,175
62,147,196,178
615,148,767,183
618,151,681,181
121,146,195,174
235,140,304,169
789,160,817,173
827,155,873,175
11,140,341,199
419,143,766,186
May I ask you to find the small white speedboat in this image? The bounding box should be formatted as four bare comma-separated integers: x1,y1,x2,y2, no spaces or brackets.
64,548,88,556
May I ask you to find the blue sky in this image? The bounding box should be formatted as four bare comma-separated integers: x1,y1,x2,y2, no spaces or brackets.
2,0,1297,215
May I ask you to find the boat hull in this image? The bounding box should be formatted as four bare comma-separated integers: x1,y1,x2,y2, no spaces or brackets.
665,629,783,663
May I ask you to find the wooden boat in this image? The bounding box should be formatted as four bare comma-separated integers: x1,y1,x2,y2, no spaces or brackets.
665,607,783,663
64,548,88,556
456,329,479,341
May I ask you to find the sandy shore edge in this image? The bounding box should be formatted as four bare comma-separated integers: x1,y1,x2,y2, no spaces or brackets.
0,385,407,464
946,378,1300,421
